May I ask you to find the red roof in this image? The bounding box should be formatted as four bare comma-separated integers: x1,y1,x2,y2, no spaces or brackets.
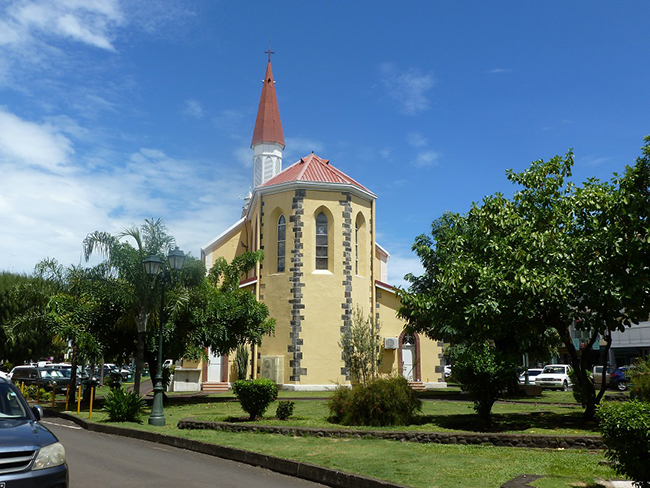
261,153,371,192
251,61,284,148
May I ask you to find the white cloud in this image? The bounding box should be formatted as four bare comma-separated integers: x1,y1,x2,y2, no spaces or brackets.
485,68,512,74
5,0,123,51
0,106,250,274
380,62,435,116
386,252,423,289
0,108,75,172
378,148,392,159
407,132,428,148
413,150,440,168
182,99,204,119
580,155,610,168
284,137,325,163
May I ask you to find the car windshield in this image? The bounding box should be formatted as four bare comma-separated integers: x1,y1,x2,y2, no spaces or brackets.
0,384,28,419
39,369,65,379
542,366,566,374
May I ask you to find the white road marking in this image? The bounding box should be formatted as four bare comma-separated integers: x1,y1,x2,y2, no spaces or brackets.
41,420,83,430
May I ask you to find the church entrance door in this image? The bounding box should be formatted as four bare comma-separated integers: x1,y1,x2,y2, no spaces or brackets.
401,334,416,381
207,348,222,382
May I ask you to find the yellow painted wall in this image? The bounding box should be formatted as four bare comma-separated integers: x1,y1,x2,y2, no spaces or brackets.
200,185,444,389
376,287,443,383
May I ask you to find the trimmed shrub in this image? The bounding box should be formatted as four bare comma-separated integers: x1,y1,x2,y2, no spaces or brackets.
276,400,295,420
328,376,422,427
232,379,278,420
597,400,650,487
103,388,146,423
19,384,51,402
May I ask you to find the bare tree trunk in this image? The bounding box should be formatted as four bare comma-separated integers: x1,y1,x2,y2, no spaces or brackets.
69,343,78,404
557,324,597,420
133,331,145,396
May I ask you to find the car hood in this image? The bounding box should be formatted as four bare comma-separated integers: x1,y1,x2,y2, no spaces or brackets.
535,372,567,379
0,420,58,450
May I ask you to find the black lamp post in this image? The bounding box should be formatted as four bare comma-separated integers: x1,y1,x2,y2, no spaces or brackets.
144,247,185,426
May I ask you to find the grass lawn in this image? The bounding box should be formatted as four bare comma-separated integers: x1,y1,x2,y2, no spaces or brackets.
51,387,630,487
64,407,619,488
155,392,600,436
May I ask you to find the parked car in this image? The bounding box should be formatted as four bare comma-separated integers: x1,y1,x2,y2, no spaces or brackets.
9,365,72,392
443,365,452,379
592,365,614,388
49,363,88,386
0,376,69,486
610,366,631,391
518,368,543,385
534,364,573,391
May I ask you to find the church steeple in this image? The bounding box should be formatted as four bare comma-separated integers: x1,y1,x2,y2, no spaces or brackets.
251,56,284,188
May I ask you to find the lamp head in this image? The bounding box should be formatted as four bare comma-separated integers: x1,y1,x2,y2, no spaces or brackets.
167,247,185,271
143,254,164,276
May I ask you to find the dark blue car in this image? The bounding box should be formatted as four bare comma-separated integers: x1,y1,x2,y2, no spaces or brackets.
610,366,631,391
0,377,68,487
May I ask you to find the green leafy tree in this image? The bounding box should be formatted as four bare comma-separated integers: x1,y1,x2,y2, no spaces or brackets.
399,137,650,420
2,265,65,365
339,306,382,385
173,251,275,360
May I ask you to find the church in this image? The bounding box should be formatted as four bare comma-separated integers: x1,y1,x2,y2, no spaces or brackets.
190,59,444,391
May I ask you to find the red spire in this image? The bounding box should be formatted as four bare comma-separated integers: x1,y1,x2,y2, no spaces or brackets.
251,61,285,148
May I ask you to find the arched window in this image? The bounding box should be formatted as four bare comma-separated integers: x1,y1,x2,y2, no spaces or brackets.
277,215,286,272
315,212,328,270
355,220,359,275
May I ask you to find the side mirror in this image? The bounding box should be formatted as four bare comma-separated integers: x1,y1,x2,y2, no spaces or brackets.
32,405,43,421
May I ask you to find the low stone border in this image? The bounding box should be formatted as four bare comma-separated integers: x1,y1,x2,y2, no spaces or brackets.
46,410,405,488
178,418,604,450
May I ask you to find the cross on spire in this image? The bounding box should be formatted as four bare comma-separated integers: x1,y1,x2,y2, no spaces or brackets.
265,41,274,62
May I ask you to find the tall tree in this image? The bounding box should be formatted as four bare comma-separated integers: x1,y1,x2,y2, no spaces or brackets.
172,251,275,362
399,137,650,420
83,218,176,395
2,265,64,365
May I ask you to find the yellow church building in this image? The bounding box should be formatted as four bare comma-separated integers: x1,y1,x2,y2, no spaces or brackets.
192,59,444,391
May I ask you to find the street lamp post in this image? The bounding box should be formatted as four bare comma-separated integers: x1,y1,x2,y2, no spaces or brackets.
144,247,185,426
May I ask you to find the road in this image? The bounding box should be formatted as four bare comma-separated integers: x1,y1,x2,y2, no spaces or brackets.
43,417,325,488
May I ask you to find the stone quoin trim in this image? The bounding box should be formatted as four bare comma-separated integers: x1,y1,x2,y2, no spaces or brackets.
339,192,353,380
288,189,306,382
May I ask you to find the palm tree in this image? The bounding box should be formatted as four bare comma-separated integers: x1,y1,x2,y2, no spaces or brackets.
83,218,176,395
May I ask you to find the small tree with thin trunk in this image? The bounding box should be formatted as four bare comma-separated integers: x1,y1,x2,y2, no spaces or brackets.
340,306,382,385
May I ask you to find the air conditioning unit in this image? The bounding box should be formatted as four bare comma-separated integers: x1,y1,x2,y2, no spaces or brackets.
384,337,399,350
260,355,284,384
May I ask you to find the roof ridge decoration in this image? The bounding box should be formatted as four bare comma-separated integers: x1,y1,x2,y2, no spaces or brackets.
251,61,285,148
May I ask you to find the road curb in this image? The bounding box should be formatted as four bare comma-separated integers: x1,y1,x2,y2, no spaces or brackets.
45,409,406,488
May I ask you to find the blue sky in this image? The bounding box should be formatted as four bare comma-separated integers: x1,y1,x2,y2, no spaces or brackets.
1,1,648,287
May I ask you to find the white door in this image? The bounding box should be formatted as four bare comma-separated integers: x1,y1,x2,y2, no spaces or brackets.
402,345,415,381
207,348,221,382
